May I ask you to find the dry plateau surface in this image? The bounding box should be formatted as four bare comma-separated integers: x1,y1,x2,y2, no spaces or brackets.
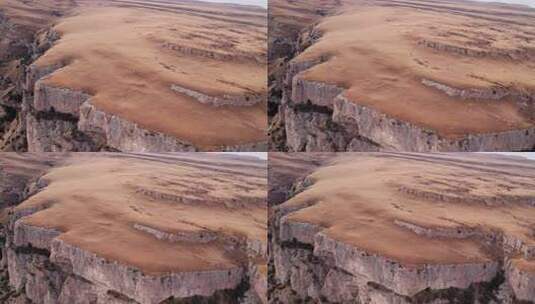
270,152,535,303
0,152,267,304
0,0,267,152
269,0,535,152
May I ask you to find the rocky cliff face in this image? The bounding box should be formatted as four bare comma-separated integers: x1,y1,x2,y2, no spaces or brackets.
3,217,253,304
23,58,195,152
2,0,268,152
23,56,105,152
280,66,535,152
267,0,342,151
275,41,535,152
0,154,62,301
269,153,535,304
0,12,101,153
269,0,535,152
0,153,268,304
0,13,40,151
22,57,266,152
268,17,385,152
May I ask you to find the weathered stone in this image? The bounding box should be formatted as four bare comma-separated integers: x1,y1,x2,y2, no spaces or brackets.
506,260,535,301
313,232,499,296
33,81,91,117
270,0,535,152
333,95,535,152
1,153,267,303
284,106,348,152
269,153,535,303
171,85,263,107
50,238,245,304
26,113,97,152
249,264,267,304
13,221,60,250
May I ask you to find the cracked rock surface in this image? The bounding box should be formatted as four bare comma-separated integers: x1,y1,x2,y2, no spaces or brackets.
0,153,267,304
269,152,535,303
269,0,535,152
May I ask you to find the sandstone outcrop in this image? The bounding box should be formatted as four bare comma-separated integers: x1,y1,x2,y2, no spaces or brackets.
0,153,267,303
270,152,535,303
269,0,535,152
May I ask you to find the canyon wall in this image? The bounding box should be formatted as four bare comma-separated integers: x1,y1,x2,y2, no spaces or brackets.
0,153,267,304
1,0,268,152
269,153,535,304
269,0,535,152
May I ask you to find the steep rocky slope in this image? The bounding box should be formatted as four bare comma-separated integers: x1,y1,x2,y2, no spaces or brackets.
0,0,76,151
267,152,334,303
270,152,535,303
2,0,267,152
270,0,535,152
268,0,341,151
0,153,267,303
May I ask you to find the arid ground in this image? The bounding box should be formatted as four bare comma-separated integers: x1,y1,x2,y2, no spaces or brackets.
269,0,535,152
0,0,267,152
0,152,267,303
270,152,535,303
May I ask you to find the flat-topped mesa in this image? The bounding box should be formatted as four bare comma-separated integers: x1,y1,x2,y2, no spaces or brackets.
276,0,535,152
271,153,535,303
1,153,267,304
27,59,258,152
6,0,267,152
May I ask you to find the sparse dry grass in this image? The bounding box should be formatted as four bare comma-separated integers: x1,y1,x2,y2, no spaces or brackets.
10,153,267,274
17,0,267,149
294,0,535,138
278,153,535,270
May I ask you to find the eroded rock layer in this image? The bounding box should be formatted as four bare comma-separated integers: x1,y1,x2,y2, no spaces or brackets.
0,0,76,151
0,153,267,304
270,152,535,303
269,0,535,152
1,0,267,152
268,0,342,151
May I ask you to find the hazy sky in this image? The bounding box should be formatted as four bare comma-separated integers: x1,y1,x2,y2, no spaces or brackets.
486,152,535,160
215,152,267,160
220,153,535,162
218,0,535,9
202,0,267,8
216,153,535,162
472,0,535,7
205,0,534,8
